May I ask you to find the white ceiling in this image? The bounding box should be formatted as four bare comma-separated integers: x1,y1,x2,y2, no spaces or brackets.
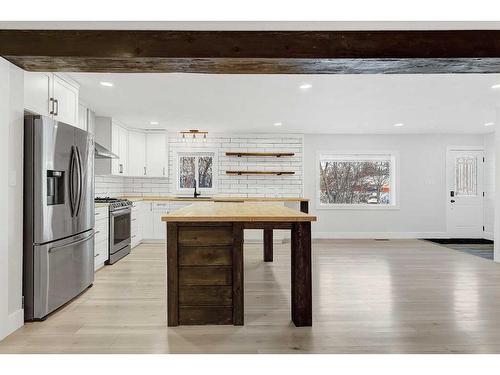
69,72,500,134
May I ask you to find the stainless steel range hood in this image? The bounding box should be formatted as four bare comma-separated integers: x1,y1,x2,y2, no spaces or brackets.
94,141,119,159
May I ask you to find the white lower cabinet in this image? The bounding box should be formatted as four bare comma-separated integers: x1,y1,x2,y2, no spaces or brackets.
141,201,191,241
94,206,109,271
152,202,170,240
142,202,155,240
131,201,143,248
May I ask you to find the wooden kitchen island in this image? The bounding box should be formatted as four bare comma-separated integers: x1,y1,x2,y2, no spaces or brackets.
162,203,317,327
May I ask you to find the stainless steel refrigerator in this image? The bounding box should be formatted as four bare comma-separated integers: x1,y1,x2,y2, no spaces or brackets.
23,115,95,321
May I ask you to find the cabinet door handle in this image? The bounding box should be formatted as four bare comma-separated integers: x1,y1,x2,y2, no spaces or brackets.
49,98,55,115
94,253,100,258
119,164,123,174
162,167,165,176
131,218,137,222
144,166,147,175
54,99,59,116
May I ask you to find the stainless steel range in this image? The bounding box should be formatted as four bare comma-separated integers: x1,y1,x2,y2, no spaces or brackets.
95,197,132,264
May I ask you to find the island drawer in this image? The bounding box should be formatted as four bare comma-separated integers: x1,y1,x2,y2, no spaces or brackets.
178,226,233,246
179,266,232,286
179,286,232,306
179,306,233,325
178,246,232,266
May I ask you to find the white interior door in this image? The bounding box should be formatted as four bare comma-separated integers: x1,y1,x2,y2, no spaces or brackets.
446,149,484,238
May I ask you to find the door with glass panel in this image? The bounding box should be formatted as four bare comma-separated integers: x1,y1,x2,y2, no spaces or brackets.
446,149,484,238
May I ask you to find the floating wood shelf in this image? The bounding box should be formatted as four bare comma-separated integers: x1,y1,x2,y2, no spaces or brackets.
225,152,295,158
226,171,295,176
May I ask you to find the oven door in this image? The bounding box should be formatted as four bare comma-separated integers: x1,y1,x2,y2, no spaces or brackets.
109,207,131,256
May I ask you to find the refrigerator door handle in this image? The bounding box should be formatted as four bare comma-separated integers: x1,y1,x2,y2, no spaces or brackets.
69,145,77,217
75,145,83,217
48,231,95,254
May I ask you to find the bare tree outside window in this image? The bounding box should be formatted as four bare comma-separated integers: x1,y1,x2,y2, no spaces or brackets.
319,157,392,205
178,154,214,190
198,156,213,188
179,156,195,188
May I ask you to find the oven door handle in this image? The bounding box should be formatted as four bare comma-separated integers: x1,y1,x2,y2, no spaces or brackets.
111,209,131,217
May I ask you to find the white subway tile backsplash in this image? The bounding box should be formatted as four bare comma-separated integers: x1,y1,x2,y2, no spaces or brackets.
95,133,303,198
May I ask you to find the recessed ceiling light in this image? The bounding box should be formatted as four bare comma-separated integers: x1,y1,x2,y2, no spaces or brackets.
150,121,159,125
491,84,500,89
393,123,404,127
299,83,312,90
100,81,113,87
274,122,283,127
484,122,495,127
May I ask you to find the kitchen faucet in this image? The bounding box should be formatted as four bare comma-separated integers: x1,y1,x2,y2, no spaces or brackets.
193,179,201,198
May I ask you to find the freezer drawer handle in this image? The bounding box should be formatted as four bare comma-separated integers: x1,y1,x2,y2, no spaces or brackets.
48,232,95,254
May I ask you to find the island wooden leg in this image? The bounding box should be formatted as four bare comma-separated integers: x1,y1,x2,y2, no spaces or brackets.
167,222,179,326
263,229,273,262
291,221,312,327
233,223,244,325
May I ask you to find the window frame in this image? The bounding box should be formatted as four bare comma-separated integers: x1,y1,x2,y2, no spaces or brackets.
315,150,399,210
174,149,218,195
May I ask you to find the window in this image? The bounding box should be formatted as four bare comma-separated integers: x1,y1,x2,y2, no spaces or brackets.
317,152,397,208
454,156,477,196
176,152,216,192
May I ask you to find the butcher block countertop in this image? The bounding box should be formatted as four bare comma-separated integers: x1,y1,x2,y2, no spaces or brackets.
162,202,317,222
121,195,309,203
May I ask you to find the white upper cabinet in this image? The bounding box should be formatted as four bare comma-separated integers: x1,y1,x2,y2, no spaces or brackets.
24,72,51,117
77,101,95,133
78,103,88,131
24,72,79,127
128,131,147,177
110,123,129,175
95,117,129,176
118,125,129,175
94,117,167,177
52,74,79,126
146,132,168,177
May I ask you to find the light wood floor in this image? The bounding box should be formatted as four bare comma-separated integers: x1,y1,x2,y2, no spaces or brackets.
2,239,500,354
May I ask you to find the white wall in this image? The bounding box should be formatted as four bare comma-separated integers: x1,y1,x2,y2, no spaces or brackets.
495,109,500,262
304,133,485,238
0,58,24,341
484,133,495,240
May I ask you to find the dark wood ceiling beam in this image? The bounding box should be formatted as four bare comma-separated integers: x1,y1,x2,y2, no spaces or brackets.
5,56,500,74
2,30,500,73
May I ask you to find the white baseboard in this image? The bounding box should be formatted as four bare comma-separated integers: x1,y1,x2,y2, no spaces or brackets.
484,232,494,241
312,231,449,239
0,309,23,341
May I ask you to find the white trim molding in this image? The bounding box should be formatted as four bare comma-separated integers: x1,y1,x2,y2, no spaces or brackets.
173,148,219,195
312,231,449,239
315,150,400,210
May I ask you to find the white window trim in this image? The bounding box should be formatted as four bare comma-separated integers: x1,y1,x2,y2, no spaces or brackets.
315,150,399,210
174,149,218,195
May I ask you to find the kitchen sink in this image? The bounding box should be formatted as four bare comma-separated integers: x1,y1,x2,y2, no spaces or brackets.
175,196,213,200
